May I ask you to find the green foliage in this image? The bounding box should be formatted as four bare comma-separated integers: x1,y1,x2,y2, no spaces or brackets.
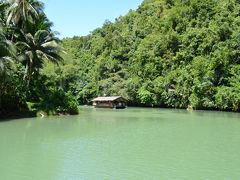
2,0,240,116
36,89,79,115
215,65,240,111
16,30,63,84
0,0,77,118
58,0,240,112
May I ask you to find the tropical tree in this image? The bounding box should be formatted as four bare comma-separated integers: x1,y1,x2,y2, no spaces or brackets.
0,21,18,116
0,1,7,25
1,0,77,117
16,29,63,84
0,27,15,73
6,0,44,29
25,13,53,34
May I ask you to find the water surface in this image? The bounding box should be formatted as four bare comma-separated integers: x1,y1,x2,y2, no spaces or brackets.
0,107,240,179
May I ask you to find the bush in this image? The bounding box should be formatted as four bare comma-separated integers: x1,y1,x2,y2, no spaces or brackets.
36,89,79,115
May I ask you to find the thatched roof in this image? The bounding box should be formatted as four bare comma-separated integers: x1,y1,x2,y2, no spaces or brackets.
92,96,127,102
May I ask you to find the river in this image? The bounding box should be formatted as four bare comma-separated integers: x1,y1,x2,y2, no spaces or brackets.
0,107,240,179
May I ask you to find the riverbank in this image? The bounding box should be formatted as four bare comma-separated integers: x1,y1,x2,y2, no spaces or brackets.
0,107,79,121
2,104,240,121
0,110,36,121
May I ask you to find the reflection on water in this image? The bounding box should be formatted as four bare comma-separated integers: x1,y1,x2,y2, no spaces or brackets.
0,108,240,179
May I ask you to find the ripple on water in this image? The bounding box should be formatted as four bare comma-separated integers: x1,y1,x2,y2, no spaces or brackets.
0,108,240,179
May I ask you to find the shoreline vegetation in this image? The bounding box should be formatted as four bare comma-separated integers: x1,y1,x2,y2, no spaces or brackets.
0,0,78,118
1,0,240,120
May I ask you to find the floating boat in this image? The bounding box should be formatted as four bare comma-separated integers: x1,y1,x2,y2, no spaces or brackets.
92,96,127,109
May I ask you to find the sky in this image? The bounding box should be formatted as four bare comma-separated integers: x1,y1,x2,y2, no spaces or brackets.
41,0,143,38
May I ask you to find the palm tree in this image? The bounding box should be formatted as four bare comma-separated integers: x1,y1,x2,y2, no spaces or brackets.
0,26,16,112
0,2,7,25
0,27,15,73
6,0,62,85
1,1,15,71
7,0,44,29
25,13,53,35
16,29,63,84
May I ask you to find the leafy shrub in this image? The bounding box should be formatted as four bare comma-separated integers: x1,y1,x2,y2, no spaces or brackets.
37,89,79,115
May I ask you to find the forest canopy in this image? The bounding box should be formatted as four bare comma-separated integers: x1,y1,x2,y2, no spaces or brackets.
54,0,240,111
1,0,240,118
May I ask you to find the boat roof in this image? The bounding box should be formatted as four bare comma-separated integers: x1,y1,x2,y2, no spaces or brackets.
92,96,126,102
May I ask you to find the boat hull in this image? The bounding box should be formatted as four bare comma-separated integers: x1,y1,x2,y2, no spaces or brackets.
94,105,126,109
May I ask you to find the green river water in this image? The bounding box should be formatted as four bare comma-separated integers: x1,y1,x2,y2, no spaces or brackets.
0,107,240,180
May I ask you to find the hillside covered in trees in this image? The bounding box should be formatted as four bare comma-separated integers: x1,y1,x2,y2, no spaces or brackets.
49,0,240,111
1,0,240,118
